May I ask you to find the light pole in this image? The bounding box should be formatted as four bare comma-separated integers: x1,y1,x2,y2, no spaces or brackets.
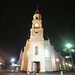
56,58,61,71
63,44,75,72
11,58,15,65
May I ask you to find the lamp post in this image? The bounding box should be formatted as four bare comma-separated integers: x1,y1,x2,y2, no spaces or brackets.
56,59,59,68
64,44,75,72
11,58,15,65
56,58,61,71
56,59,63,75
10,58,15,72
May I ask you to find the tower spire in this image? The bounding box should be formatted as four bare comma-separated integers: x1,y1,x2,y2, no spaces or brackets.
35,4,39,14
37,4,39,11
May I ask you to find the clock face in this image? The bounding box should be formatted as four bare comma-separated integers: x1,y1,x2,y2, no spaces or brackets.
35,23,39,27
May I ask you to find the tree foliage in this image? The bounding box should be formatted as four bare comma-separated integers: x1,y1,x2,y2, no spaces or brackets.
0,48,9,66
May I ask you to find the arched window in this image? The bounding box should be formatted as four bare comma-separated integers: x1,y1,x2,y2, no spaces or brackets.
35,46,38,55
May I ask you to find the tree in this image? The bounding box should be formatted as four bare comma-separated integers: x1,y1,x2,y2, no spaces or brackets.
0,48,9,69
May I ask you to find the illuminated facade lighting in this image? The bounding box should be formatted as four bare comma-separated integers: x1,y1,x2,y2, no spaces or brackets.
56,59,59,62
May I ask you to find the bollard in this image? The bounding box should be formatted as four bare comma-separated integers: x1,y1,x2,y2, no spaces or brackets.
61,71,63,75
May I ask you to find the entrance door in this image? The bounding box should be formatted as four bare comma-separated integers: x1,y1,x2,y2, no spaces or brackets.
37,63,40,73
33,62,40,73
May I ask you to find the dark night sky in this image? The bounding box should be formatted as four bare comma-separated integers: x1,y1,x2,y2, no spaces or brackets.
0,0,75,63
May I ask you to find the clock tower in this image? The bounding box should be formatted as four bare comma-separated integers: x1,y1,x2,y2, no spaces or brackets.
30,9,43,39
27,9,45,73
19,7,66,73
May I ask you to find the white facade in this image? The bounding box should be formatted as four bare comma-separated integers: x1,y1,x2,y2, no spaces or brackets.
19,9,66,73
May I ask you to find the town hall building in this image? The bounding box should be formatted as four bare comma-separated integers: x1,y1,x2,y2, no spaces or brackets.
19,9,66,73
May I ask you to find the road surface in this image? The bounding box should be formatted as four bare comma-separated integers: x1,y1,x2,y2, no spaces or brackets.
0,72,75,75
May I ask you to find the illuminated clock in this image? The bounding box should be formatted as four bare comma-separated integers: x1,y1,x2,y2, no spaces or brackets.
35,23,39,27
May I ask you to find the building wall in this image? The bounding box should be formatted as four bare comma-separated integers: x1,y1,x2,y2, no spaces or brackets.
44,40,53,71
20,40,29,71
19,39,66,72
44,40,66,72
19,50,23,68
51,48,66,71
27,38,45,72
19,31,66,72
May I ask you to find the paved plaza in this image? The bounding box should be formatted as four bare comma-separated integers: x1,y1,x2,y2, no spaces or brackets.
0,72,75,75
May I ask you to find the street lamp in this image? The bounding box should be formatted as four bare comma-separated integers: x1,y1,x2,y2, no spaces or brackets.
66,44,72,48
64,44,75,72
11,58,15,65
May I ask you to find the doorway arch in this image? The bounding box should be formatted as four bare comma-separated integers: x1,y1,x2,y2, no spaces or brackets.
32,61,40,73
